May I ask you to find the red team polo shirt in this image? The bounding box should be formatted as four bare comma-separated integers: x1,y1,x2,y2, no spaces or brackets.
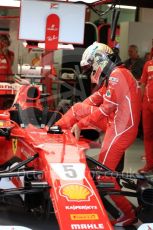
141,60,153,102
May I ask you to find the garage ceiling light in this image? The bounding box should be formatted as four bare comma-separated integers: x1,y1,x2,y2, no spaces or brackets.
38,42,74,50
23,41,74,50
0,0,103,6
0,1,137,8
0,0,115,7
108,4,137,10
68,0,97,2
0,0,20,7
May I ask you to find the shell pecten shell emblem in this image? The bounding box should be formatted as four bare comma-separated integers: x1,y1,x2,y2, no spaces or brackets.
59,184,93,202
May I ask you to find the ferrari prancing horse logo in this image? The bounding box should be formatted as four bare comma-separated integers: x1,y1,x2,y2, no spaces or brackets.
12,138,18,155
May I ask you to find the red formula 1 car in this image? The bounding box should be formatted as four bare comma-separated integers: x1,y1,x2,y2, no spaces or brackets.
0,84,112,230
0,84,153,230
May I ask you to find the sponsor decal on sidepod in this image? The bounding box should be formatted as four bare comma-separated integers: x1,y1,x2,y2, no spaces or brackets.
71,224,104,229
59,184,93,202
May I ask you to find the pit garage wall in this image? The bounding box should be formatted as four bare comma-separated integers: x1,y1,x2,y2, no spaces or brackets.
9,19,63,75
120,7,153,62
9,20,20,73
120,21,153,61
9,19,38,74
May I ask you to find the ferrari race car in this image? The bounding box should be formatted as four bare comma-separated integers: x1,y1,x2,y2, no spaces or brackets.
0,84,152,230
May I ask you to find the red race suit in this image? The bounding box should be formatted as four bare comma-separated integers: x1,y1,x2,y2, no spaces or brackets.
56,65,141,218
141,60,153,168
0,52,12,82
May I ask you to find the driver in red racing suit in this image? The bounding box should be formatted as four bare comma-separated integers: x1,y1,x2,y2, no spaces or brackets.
56,42,141,227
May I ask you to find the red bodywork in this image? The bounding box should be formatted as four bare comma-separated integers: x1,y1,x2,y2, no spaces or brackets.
0,85,113,230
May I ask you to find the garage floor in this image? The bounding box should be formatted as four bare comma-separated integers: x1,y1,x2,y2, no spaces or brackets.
0,137,145,230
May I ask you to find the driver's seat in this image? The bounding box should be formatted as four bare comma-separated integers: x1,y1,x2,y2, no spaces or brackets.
10,106,62,128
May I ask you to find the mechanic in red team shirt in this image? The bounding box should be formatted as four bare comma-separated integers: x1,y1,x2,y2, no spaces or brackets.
56,42,141,227
0,34,14,82
138,55,153,173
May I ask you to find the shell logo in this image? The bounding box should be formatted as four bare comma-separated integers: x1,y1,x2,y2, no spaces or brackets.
59,184,93,202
